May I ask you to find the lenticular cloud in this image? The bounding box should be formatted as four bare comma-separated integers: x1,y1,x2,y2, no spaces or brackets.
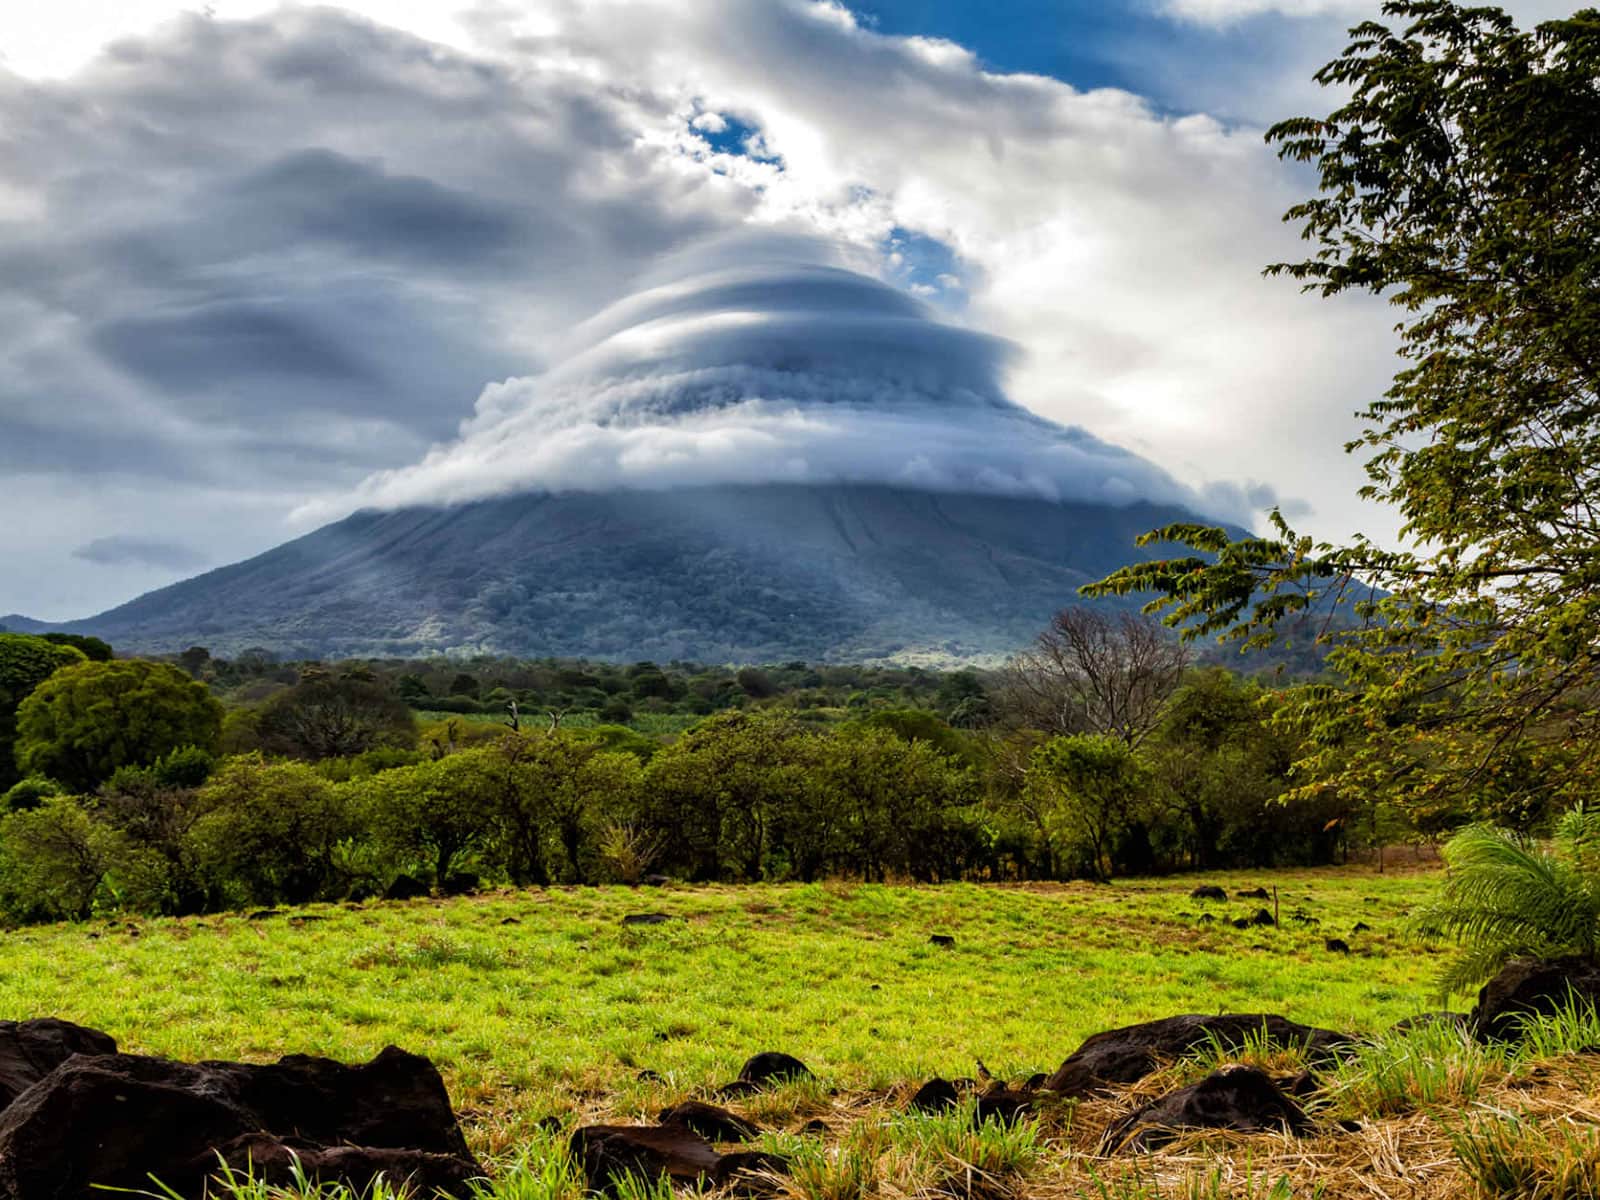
318,236,1206,519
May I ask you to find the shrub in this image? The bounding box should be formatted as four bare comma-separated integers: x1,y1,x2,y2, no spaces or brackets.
1,775,63,812
189,755,357,906
0,798,166,922
1413,804,1600,998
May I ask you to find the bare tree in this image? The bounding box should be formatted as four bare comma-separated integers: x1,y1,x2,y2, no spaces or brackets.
995,606,1190,747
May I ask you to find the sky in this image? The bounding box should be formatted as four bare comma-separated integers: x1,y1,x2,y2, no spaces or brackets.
0,0,1576,620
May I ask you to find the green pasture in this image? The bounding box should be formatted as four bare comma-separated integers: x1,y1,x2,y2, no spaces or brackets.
0,865,1446,1160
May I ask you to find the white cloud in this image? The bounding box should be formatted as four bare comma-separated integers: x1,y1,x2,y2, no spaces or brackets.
301,234,1214,524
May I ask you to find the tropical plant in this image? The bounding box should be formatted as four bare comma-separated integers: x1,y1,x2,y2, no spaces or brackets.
1413,805,1600,997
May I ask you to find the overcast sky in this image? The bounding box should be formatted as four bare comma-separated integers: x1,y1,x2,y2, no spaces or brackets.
0,0,1575,620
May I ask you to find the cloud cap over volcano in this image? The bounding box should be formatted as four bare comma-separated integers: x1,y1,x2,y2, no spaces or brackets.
320,235,1215,522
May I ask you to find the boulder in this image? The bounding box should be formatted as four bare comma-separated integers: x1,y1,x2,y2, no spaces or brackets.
571,1124,723,1191
384,874,429,901
440,872,480,896
0,1046,482,1200
1471,956,1600,1042
1324,938,1350,954
207,1136,484,1196
0,1018,117,1110
1236,887,1270,900
907,1078,959,1113
1043,1014,1355,1097
1248,908,1276,927
736,1052,813,1087
1099,1065,1312,1153
658,1100,758,1142
928,934,956,948
974,1084,1033,1126
1189,886,1227,901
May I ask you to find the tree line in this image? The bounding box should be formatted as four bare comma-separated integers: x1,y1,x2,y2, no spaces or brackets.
0,608,1398,924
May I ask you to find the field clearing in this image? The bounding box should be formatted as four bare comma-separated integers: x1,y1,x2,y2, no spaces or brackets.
0,866,1448,1161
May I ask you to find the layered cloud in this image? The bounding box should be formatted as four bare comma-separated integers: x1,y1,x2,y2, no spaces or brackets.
315,235,1211,521
4,0,1559,619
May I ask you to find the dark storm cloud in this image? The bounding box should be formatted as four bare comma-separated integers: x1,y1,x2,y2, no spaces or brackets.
72,536,211,571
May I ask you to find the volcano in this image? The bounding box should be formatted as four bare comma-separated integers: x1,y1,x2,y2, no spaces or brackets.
13,484,1215,661
10,237,1243,662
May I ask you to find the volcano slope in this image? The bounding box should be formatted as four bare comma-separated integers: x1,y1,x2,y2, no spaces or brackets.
31,484,1215,661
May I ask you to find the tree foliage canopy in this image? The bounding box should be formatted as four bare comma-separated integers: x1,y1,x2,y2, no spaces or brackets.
14,659,223,792
0,635,87,791
1086,2,1600,821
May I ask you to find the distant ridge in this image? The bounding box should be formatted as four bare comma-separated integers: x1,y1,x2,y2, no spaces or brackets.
21,484,1233,664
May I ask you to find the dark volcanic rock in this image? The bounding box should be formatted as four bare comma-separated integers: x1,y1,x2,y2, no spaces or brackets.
208,1136,484,1196
384,874,429,901
1043,1014,1355,1097
1471,957,1600,1042
907,1078,960,1113
713,1151,791,1193
1189,886,1227,901
1236,887,1270,900
737,1052,813,1087
622,912,673,927
1248,908,1276,927
974,1085,1034,1126
0,1018,117,1110
658,1100,758,1143
0,1046,481,1200
1324,938,1350,954
571,1124,722,1191
1099,1065,1313,1153
928,934,955,947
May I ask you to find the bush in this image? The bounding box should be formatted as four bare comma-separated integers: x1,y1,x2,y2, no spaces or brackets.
253,671,416,760
188,755,357,906
0,798,166,922
0,634,87,792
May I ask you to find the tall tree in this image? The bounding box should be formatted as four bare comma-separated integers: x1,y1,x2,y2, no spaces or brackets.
1087,3,1600,823
995,607,1189,746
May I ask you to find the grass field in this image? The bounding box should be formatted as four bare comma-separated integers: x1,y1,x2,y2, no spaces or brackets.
0,866,1448,1156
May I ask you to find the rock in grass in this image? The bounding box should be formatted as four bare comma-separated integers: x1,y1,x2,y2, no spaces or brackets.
658,1100,759,1142
1236,887,1270,900
974,1084,1034,1126
0,1018,117,1110
1324,937,1351,954
736,1051,813,1087
384,874,429,901
1189,886,1227,901
1248,908,1276,927
570,1124,723,1191
1043,1014,1355,1098
928,934,955,947
0,1046,482,1200
907,1077,959,1113
1471,956,1600,1042
1099,1065,1312,1153
621,912,673,926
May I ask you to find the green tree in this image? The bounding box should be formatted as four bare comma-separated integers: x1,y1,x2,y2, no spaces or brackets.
189,755,356,906
352,751,496,889
0,634,86,791
1025,734,1148,881
254,671,416,760
41,633,113,662
0,798,165,922
14,659,222,792
1086,3,1600,820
